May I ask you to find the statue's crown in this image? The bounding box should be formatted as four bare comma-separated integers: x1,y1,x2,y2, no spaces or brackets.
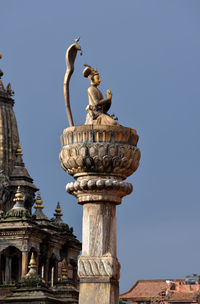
83,64,99,78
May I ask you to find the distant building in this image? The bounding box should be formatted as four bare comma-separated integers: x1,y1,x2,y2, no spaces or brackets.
120,275,200,304
0,62,81,303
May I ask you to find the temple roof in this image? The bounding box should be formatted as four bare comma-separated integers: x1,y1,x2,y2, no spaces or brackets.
121,279,168,300
121,279,200,302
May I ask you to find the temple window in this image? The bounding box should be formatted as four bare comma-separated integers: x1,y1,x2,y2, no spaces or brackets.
1,246,21,284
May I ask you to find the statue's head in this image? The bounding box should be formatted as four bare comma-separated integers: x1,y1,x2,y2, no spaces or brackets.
83,65,100,86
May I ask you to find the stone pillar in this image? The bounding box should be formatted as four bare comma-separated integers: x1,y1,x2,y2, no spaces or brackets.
60,125,140,304
78,202,119,303
54,261,58,284
44,258,50,284
21,251,29,278
36,255,39,273
72,260,78,287
5,256,11,284
0,254,2,284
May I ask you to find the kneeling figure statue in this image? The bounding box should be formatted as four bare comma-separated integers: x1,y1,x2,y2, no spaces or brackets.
83,64,119,126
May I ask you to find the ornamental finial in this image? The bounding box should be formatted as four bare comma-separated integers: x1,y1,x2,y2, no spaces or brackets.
54,202,63,220
61,258,68,280
34,192,44,210
29,252,37,271
13,186,24,204
16,143,23,157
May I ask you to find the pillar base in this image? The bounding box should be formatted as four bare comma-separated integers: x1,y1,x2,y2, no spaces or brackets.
79,280,119,304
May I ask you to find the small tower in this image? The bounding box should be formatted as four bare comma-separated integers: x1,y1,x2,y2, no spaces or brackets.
6,186,29,218
0,55,19,177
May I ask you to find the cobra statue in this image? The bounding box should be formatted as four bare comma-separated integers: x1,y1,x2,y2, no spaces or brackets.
63,38,82,127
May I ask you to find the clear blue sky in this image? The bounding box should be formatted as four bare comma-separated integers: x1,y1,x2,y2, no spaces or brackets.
1,0,200,293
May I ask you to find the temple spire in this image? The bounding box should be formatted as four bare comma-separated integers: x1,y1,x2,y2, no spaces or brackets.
61,258,68,280
23,252,40,280
0,55,37,214
54,202,63,223
34,192,44,211
27,252,37,275
16,143,23,157
13,186,24,206
6,186,30,218
33,192,49,220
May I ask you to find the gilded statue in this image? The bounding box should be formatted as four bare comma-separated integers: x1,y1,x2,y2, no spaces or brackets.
83,65,118,125
64,40,118,126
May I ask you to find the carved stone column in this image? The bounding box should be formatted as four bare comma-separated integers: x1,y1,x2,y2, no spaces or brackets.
21,251,29,278
60,125,140,304
0,253,2,284
5,256,11,284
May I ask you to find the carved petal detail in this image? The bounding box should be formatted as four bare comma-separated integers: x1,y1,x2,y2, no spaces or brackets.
78,256,120,279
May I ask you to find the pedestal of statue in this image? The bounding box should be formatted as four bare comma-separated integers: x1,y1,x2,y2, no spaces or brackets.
60,125,140,303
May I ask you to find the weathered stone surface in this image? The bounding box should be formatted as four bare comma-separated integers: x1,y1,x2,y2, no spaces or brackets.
60,125,140,179
81,203,117,258
66,178,133,204
60,124,140,304
78,255,120,279
61,125,139,145
79,282,119,304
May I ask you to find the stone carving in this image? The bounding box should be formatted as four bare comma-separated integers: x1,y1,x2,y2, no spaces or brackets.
66,178,132,204
60,143,140,179
67,179,132,194
61,124,139,146
64,39,82,127
0,170,11,210
78,255,120,279
60,42,141,304
60,125,140,179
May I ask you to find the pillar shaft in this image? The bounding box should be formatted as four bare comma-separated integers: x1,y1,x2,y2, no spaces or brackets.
36,255,39,272
78,202,119,303
0,254,2,284
21,251,28,278
5,256,11,284
54,262,58,284
82,203,116,257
